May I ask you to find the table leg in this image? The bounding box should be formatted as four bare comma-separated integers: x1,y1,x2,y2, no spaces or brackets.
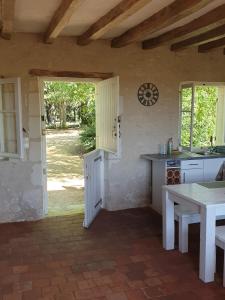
199,205,216,282
162,189,175,250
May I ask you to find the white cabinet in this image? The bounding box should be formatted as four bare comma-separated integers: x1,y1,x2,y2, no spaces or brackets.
150,157,225,215
181,168,204,183
181,160,204,184
203,158,225,182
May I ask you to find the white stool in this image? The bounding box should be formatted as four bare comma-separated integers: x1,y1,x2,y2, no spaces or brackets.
175,206,225,254
215,225,225,287
174,205,200,253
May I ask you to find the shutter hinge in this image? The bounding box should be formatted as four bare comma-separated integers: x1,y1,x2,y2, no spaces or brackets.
95,198,102,208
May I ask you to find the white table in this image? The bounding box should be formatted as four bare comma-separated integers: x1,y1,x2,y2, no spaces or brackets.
163,183,225,283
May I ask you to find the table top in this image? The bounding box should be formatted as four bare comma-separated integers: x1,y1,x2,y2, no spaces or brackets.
163,183,225,207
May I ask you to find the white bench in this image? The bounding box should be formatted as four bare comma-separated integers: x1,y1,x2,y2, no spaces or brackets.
175,205,225,253
215,225,225,287
174,205,200,253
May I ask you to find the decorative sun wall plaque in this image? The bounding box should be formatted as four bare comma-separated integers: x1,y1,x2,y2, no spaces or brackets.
138,82,159,106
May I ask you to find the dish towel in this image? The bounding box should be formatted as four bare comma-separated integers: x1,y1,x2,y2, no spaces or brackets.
216,161,225,181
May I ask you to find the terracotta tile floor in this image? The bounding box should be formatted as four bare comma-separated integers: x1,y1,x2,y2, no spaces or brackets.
0,208,225,300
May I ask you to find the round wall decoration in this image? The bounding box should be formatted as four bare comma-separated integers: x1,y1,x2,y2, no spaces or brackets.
138,82,159,106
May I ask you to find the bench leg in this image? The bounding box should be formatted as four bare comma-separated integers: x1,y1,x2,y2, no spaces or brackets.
215,246,216,274
223,250,225,287
179,216,189,253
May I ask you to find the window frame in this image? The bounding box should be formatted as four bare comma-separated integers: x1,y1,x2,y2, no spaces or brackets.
179,83,195,150
0,78,23,159
179,81,225,151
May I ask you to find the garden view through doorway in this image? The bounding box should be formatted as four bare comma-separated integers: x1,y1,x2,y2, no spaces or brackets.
44,80,96,217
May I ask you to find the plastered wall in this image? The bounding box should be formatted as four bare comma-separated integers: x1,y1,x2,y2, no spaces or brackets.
0,33,225,220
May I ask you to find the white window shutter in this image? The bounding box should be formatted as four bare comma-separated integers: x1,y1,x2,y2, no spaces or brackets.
0,78,23,158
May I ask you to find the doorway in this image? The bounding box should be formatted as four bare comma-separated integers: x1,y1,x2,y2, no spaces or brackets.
39,75,120,226
43,80,96,217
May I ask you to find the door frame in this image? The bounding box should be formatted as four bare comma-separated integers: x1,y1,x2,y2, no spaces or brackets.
38,76,103,215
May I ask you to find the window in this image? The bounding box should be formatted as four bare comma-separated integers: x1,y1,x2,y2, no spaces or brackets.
0,78,23,158
180,83,225,150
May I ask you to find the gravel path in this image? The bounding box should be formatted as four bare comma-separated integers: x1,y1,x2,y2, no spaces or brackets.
46,129,84,216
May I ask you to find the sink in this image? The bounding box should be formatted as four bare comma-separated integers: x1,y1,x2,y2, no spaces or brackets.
195,152,220,156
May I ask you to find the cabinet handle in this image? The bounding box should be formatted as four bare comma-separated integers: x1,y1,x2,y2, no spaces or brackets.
188,163,198,166
183,172,186,183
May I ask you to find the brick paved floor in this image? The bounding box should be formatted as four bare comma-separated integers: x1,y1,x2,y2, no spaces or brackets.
0,208,225,299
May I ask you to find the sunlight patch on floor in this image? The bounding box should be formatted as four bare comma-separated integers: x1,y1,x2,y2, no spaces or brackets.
46,129,84,217
48,178,84,191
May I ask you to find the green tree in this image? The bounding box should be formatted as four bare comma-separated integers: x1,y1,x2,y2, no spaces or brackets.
44,81,95,128
44,81,96,153
181,86,217,148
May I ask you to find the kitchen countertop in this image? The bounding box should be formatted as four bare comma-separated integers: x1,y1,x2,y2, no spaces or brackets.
141,152,225,161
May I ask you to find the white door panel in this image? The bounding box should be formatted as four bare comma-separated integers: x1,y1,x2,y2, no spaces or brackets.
95,76,119,153
181,169,203,184
84,76,120,227
39,79,48,215
83,149,104,228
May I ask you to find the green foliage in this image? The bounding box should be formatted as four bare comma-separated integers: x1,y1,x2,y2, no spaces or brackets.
181,86,217,148
44,81,96,153
180,87,192,147
79,123,96,153
44,81,95,128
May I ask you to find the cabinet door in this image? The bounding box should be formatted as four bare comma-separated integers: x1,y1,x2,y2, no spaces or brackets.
181,168,203,184
203,158,225,182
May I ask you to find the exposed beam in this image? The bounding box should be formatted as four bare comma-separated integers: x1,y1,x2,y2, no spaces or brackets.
44,0,82,43
0,0,15,40
171,24,225,51
198,37,225,52
29,69,113,80
142,3,225,50
111,0,211,48
77,0,152,46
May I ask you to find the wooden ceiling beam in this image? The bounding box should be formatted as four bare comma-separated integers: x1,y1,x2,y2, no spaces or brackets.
142,3,225,50
44,0,82,44
171,24,225,51
111,0,211,48
77,0,152,46
29,69,113,80
198,37,225,53
0,0,15,40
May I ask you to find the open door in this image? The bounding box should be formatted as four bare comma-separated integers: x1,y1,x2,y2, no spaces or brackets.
83,149,104,228
95,76,119,153
84,76,119,228
39,79,48,215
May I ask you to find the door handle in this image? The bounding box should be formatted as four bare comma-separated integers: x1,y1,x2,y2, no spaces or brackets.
183,172,186,183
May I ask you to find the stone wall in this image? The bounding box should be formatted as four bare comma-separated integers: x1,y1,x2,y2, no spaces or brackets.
0,33,225,220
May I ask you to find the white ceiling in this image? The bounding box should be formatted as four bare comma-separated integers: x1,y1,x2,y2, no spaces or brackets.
14,0,225,40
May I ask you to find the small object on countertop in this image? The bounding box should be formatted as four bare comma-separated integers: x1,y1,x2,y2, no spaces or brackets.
167,137,173,155
159,144,167,155
172,149,180,154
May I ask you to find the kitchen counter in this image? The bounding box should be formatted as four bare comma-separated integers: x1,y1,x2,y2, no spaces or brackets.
141,151,225,215
141,152,225,161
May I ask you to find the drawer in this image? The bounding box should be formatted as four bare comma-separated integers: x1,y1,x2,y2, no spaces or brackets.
181,159,203,169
